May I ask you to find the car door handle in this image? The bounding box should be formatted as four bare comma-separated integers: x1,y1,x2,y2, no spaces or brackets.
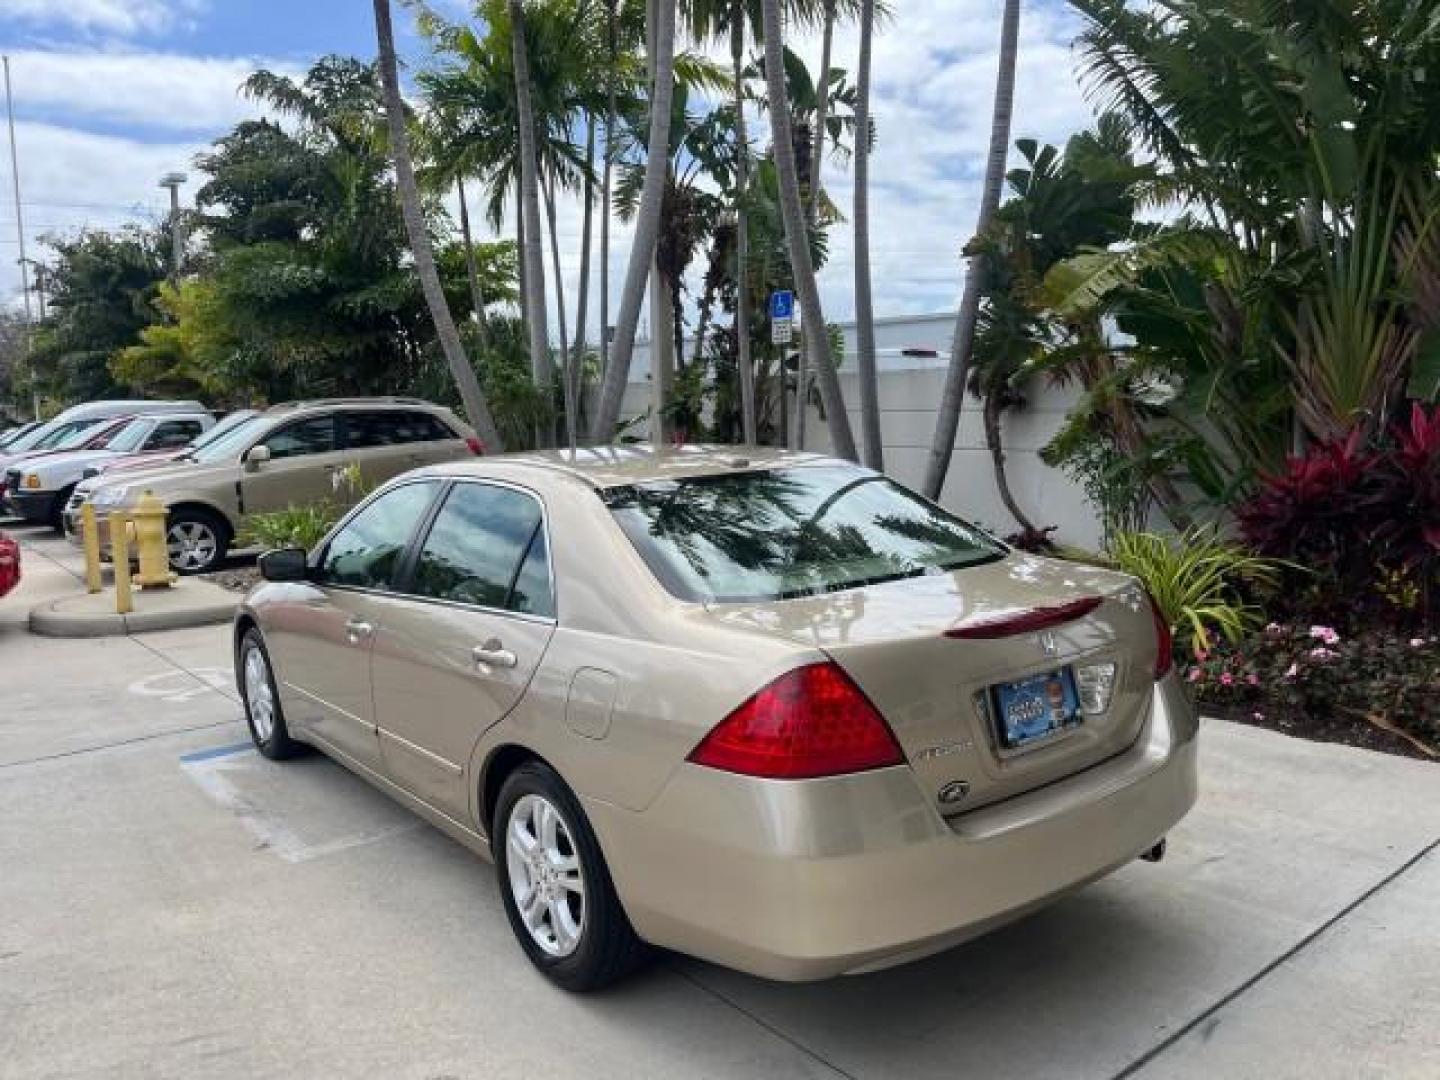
472,642,517,670
345,619,375,644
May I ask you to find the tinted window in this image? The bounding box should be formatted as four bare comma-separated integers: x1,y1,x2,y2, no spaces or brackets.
265,415,336,460
509,527,555,618
605,465,1005,603
345,410,454,448
145,420,205,450
318,482,440,589
412,484,546,612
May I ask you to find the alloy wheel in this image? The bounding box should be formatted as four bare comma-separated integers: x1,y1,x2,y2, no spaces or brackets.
243,644,276,744
168,521,217,571
505,794,586,957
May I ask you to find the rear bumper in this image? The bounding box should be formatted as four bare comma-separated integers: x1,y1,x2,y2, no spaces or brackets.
585,675,1199,981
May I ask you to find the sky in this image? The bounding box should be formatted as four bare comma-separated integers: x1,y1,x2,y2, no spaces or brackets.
0,0,1098,343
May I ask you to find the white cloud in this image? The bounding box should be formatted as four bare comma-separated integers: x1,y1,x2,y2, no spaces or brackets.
0,0,205,37
0,49,294,132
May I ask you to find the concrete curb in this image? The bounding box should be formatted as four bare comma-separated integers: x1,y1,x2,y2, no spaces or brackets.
28,589,239,638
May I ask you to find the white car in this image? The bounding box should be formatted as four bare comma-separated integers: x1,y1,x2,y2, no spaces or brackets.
5,412,213,530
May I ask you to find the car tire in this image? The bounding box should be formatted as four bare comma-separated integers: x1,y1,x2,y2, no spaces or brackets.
237,628,301,761
48,485,75,532
168,508,229,575
494,762,651,991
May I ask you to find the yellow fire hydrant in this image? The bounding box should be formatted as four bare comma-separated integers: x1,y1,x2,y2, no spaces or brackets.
131,491,176,589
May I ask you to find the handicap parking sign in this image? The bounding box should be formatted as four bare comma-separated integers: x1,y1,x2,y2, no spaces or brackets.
769,290,794,321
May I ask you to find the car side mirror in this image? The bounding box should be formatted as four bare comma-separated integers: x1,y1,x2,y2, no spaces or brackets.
244,444,272,472
258,547,308,583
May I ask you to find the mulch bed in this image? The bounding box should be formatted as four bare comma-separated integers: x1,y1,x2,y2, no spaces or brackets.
202,566,261,594
1206,702,1437,762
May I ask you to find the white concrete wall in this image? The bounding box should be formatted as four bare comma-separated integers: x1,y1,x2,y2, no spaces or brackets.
613,312,1103,549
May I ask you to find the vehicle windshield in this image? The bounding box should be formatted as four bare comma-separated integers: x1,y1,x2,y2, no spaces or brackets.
104,419,154,453
604,464,1006,604
187,411,255,452
38,420,103,451
189,414,270,463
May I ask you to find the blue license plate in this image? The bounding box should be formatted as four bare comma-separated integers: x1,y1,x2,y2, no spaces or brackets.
991,668,1081,750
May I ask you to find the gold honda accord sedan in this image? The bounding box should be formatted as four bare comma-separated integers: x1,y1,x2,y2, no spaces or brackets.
235,446,1198,990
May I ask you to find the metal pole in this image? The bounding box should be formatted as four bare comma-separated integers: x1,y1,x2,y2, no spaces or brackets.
3,55,36,419
159,171,187,280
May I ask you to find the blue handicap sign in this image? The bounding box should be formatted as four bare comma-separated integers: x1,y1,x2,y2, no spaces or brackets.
769,290,795,321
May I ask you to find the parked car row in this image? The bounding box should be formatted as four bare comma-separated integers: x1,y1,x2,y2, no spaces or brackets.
70,397,481,574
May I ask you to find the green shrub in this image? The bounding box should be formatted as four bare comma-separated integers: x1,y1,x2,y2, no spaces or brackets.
1108,527,1287,656
240,503,341,552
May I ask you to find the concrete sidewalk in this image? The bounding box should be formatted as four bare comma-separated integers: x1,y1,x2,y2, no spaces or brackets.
1,547,1436,1079
2,521,238,636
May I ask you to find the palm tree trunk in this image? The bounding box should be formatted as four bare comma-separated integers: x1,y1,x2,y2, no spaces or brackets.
456,179,490,349
372,0,503,452
760,0,857,461
590,0,678,443
515,175,527,313
852,0,882,470
808,0,835,223
983,393,1037,534
571,118,595,437
541,175,573,446
731,3,757,444
509,0,554,447
599,0,618,384
922,0,1020,498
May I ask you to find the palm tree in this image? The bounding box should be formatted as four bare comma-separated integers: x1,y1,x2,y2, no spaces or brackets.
372,0,504,451
923,0,1020,498
590,0,679,443
851,0,881,468
807,0,836,223
729,0,758,443
509,0,555,447
759,0,857,460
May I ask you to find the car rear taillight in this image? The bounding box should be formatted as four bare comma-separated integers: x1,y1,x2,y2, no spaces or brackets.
1147,592,1173,680
465,436,485,456
687,661,904,780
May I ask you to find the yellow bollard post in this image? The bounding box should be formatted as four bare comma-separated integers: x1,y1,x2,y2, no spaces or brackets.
81,503,103,594
110,511,133,615
131,491,175,589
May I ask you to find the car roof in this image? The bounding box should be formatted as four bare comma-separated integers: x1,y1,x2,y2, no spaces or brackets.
262,397,450,415
428,444,845,490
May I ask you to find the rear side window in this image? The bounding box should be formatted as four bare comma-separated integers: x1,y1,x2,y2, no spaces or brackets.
345,410,455,448
265,415,336,459
411,483,551,614
318,481,440,590
145,420,205,450
604,465,1004,603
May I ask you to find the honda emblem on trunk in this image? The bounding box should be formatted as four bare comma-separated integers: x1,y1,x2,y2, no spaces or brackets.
1037,630,1060,658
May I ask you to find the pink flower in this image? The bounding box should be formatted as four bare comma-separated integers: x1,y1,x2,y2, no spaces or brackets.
1309,625,1340,646
1220,672,1234,687
1187,668,1202,683
1194,647,1209,662
1246,673,1259,686
1308,646,1336,661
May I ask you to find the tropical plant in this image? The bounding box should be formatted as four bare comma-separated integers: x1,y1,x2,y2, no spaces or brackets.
1108,527,1286,656
850,0,881,468
241,502,344,551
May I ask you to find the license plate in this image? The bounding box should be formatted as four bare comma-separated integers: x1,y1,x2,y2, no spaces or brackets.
991,668,1082,750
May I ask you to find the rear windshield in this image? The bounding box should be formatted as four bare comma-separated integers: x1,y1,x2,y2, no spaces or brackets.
604,465,1005,603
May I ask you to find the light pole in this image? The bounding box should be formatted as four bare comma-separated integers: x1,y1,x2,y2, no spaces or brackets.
3,55,37,419
17,256,44,319
159,171,187,280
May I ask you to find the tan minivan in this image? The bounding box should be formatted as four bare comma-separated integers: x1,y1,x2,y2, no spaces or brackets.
83,398,481,573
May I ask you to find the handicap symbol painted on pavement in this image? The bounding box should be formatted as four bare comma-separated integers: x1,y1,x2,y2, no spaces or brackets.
128,666,233,703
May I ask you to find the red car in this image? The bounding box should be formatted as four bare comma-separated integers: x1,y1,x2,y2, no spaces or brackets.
0,533,19,598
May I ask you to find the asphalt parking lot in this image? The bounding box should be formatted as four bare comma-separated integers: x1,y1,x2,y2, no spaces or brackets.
2,524,1438,1079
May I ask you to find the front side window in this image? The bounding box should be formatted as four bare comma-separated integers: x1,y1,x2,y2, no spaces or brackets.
264,415,336,460
318,481,440,590
411,483,549,613
102,419,154,453
605,465,1005,603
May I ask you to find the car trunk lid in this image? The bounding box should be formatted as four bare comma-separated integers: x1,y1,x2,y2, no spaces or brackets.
705,553,1159,815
